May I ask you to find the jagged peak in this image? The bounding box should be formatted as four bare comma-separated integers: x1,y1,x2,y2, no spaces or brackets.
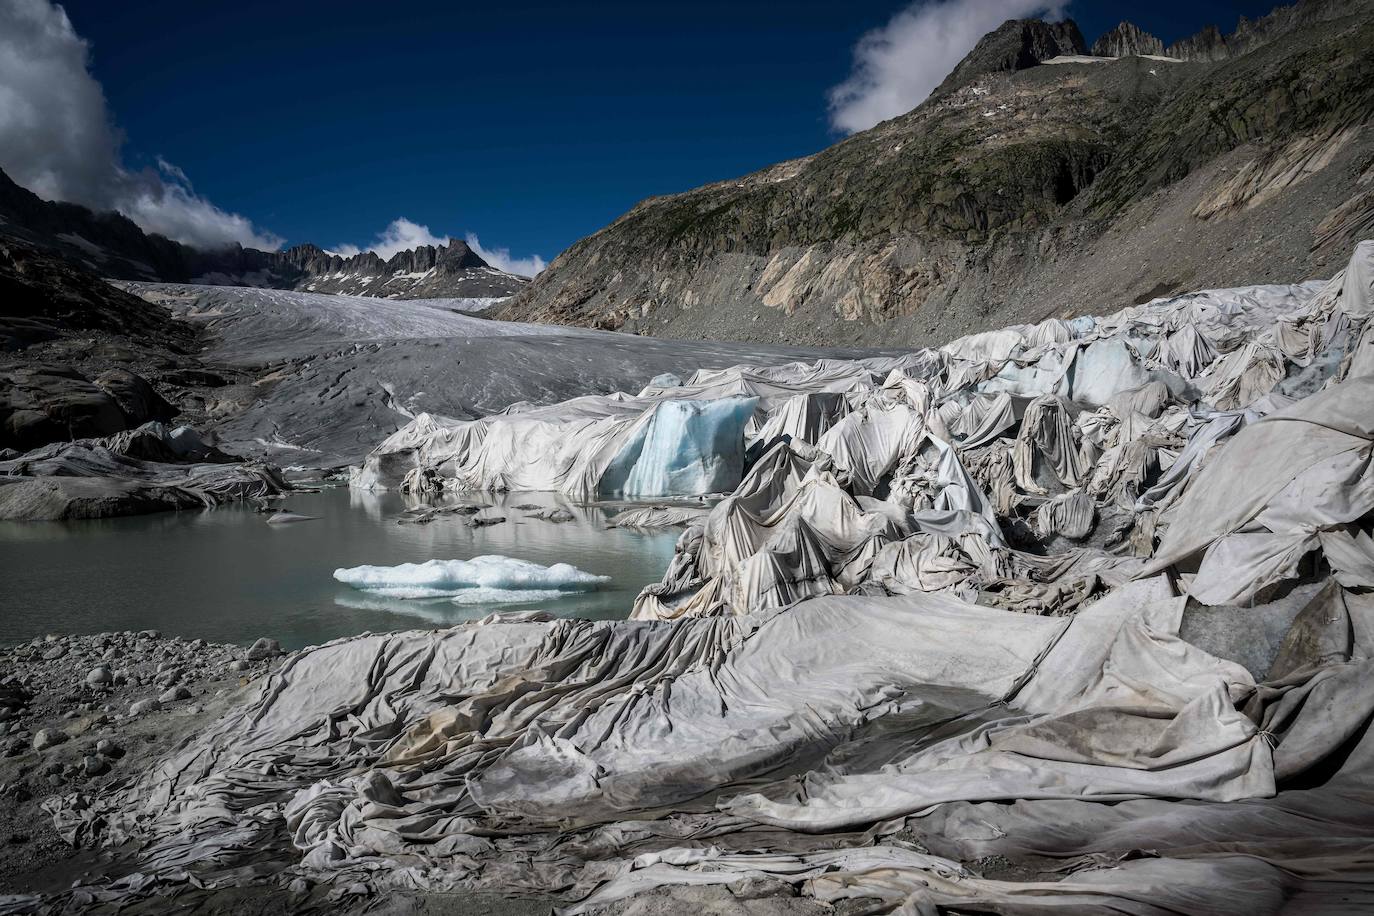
1090,21,1165,58
935,17,1087,96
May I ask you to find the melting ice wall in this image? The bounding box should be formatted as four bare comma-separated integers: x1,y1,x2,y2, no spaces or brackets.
598,397,758,498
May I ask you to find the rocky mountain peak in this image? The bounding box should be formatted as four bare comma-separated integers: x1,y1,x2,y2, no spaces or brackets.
435,239,484,271
1090,21,1166,58
1167,23,1231,61
936,17,1087,95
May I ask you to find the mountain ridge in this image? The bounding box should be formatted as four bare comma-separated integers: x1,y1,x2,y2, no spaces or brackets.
0,169,527,301
497,0,1374,347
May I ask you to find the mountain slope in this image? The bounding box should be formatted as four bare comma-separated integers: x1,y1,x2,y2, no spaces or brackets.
0,170,526,301
498,0,1374,347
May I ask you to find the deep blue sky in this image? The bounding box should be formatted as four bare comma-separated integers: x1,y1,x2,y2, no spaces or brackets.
60,0,1280,260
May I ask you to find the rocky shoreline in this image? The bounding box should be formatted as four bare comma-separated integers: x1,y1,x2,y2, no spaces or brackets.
0,630,842,916
0,631,282,897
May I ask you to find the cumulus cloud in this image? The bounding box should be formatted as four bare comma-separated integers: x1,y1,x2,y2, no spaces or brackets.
0,0,282,250
828,0,1068,135
369,218,449,260
333,219,546,277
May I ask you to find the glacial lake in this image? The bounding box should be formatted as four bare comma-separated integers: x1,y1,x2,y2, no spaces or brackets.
0,487,682,648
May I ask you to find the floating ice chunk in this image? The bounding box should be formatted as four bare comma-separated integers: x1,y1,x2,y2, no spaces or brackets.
600,397,758,498
333,555,609,600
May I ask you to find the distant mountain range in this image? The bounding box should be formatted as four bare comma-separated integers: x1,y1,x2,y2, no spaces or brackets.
0,168,526,301
498,0,1374,347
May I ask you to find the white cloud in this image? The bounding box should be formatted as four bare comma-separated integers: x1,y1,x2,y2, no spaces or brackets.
0,0,282,250
827,0,1068,135
465,233,546,278
332,219,546,277
369,218,449,260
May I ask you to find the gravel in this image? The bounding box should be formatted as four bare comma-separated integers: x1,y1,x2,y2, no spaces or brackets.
0,630,281,899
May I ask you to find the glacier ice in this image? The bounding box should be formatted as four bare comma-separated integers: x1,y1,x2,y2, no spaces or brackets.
333,555,609,602
599,396,758,498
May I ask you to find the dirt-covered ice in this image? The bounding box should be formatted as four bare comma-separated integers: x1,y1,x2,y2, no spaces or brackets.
120,283,899,466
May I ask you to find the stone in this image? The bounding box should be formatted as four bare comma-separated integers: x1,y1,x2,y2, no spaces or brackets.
230,660,250,672
246,638,282,661
95,739,124,758
85,667,113,687
82,755,110,777
128,698,160,716
158,685,191,703
31,728,67,751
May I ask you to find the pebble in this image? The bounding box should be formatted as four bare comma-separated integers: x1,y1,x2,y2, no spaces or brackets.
128,698,161,716
31,728,67,751
85,667,113,687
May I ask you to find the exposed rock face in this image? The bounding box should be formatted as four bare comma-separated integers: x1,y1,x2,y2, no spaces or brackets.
0,170,528,301
92,368,176,427
1098,0,1370,63
935,18,1087,95
0,235,196,353
0,367,128,451
1166,24,1231,61
1090,22,1165,58
499,0,1374,348
0,236,254,452
190,238,524,299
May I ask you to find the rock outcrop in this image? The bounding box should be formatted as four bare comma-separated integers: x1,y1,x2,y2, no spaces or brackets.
1090,21,1165,58
934,17,1087,95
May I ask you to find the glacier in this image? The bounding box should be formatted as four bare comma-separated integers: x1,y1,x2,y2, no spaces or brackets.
37,241,1374,916
599,396,758,498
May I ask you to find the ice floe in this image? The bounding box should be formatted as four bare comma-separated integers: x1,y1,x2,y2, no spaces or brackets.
333,555,609,602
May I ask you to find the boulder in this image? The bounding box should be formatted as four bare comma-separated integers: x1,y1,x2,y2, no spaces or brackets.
32,728,67,751
92,369,176,426
128,698,160,716
159,685,191,703
246,638,282,662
